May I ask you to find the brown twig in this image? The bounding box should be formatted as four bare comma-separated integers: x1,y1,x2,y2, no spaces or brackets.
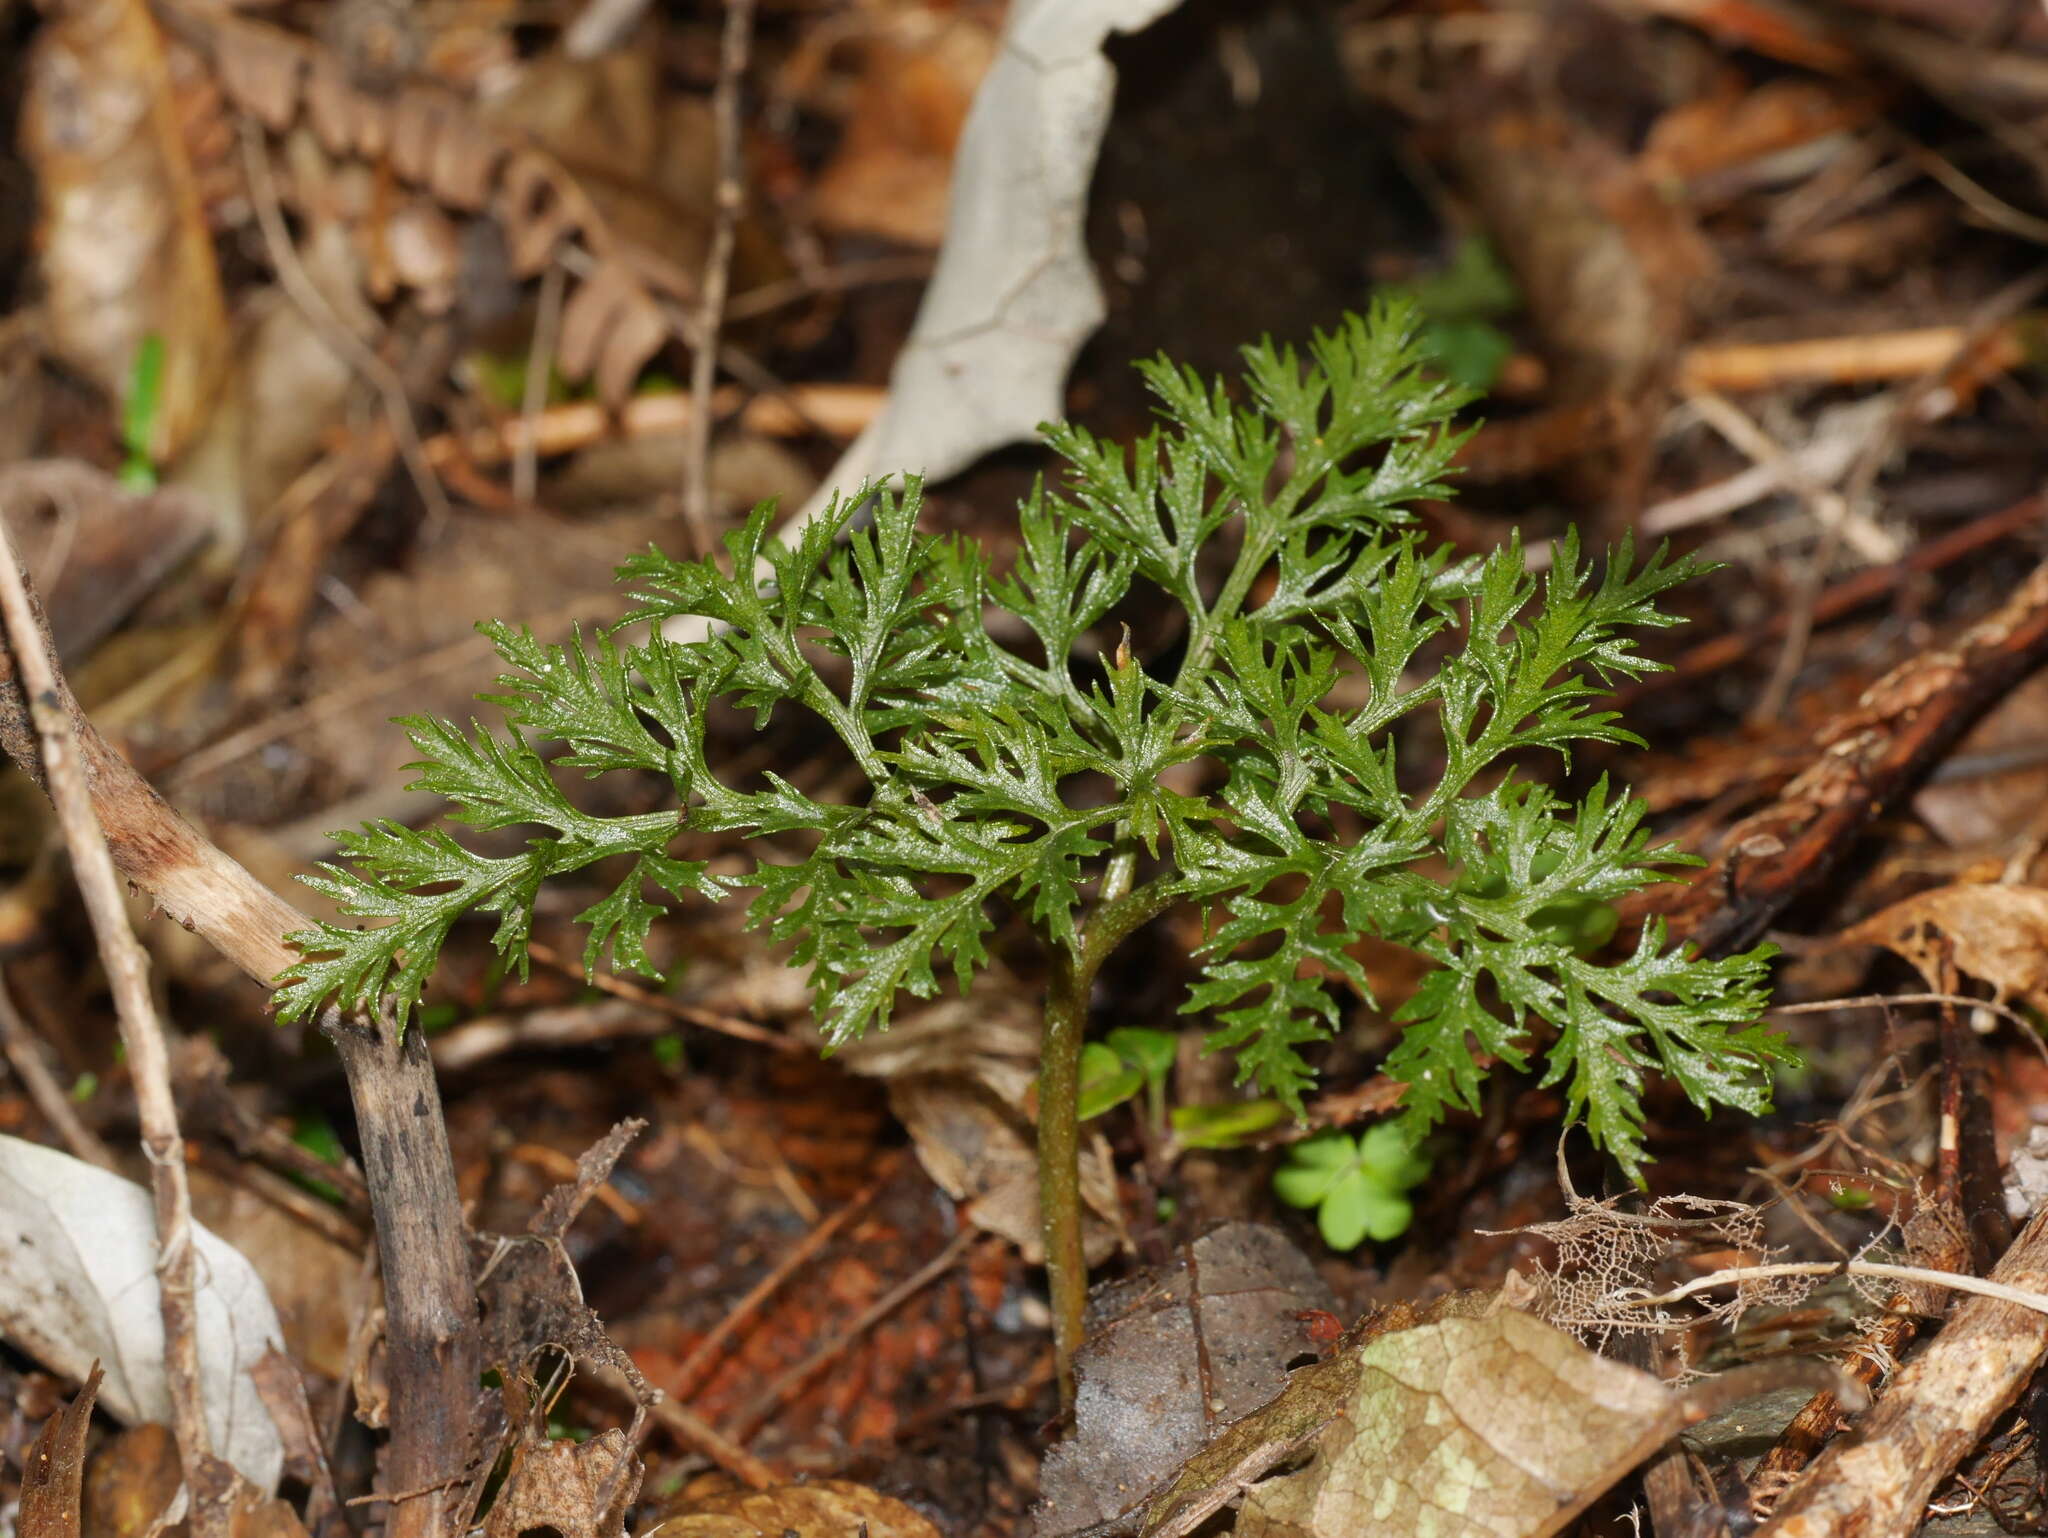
1757,1207,2048,1538
1619,492,2046,706
514,261,567,508
524,938,795,1052
682,0,758,538
0,532,232,1535
0,557,477,1538
1625,549,2048,959
236,118,451,528
586,1362,778,1489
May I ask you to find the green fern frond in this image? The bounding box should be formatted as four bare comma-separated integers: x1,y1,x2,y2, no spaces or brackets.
279,300,1781,1180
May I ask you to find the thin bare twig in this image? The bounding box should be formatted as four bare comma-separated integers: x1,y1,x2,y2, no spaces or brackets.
665,1161,893,1404
524,938,795,1052
0,533,232,1535
237,118,451,527
514,261,568,507
1622,1260,2048,1318
0,525,478,1538
682,0,759,538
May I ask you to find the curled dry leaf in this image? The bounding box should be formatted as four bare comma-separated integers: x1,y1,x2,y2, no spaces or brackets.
1840,883,2048,1015
0,1135,288,1493
1032,1223,1338,1536
22,0,230,462
803,0,1184,521
833,987,1123,1261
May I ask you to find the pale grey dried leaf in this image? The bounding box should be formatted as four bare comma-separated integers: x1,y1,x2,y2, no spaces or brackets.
0,1135,287,1492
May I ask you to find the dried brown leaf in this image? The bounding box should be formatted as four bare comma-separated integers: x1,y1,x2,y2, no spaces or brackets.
482,1429,639,1538
175,7,680,403
653,1478,941,1537
20,1363,99,1538
23,0,230,462
1236,1310,1675,1538
1841,883,2048,1014
849,988,1124,1261
0,462,212,661
557,263,672,409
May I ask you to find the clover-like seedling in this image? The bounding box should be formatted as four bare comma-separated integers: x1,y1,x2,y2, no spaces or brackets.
276,300,1786,1396
1276,1125,1433,1248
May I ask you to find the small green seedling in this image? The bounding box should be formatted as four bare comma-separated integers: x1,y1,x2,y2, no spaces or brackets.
1074,1026,1178,1124
290,1112,349,1206
119,334,165,492
1275,1125,1431,1248
1374,237,1521,391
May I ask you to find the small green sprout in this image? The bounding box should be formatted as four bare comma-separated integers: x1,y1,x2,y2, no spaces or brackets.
1274,1124,1432,1249
1074,1026,1178,1124
291,1112,348,1206
1374,237,1521,390
119,334,165,491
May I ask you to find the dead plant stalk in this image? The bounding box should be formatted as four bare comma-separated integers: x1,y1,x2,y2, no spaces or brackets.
0,543,477,1538
0,530,231,1536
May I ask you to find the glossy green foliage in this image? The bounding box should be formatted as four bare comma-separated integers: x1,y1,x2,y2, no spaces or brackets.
277,301,1785,1182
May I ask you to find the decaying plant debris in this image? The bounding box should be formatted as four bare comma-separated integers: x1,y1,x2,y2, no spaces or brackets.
6,0,2048,1535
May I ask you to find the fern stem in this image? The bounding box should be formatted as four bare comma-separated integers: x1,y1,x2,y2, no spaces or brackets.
1038,878,1180,1407
1039,949,1089,1408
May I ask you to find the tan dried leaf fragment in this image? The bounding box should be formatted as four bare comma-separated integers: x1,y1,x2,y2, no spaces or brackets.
650,1477,940,1537
1841,882,2048,1015
22,0,230,462
1237,1311,1678,1538
482,1430,639,1538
